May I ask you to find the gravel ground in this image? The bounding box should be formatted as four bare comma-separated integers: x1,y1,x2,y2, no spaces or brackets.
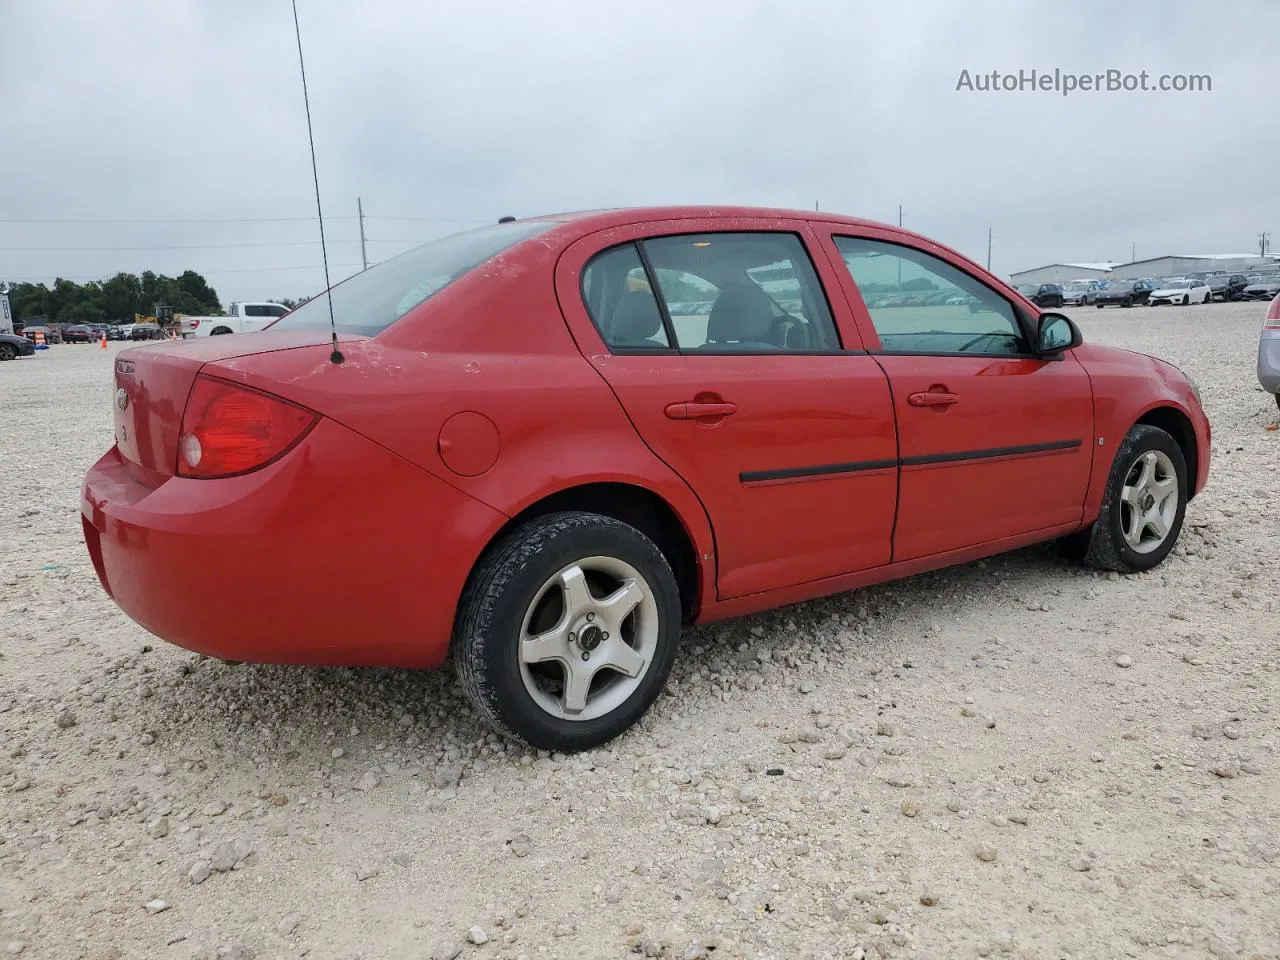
2,302,1278,960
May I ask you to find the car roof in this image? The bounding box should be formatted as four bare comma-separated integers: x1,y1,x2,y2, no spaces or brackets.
514,205,996,277
524,204,909,235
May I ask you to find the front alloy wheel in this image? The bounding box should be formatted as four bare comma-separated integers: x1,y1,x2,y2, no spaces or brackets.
1076,424,1188,572
1118,450,1179,554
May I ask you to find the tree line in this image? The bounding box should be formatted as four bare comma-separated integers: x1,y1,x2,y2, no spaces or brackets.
4,271,223,326
3,271,313,327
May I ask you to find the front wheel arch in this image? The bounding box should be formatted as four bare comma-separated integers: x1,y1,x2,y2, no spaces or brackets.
1135,405,1199,500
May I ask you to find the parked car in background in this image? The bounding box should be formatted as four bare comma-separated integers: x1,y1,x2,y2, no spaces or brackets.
20,324,61,343
1242,276,1280,301
181,301,290,337
1148,279,1212,306
1206,274,1251,301
1060,280,1100,306
1259,293,1280,411
0,332,37,361
108,325,132,341
1013,282,1065,308
82,205,1212,750
62,324,98,343
128,323,166,341
1095,279,1156,308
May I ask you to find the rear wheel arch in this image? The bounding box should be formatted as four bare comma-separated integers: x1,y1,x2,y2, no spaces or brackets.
469,482,704,625
1134,405,1199,499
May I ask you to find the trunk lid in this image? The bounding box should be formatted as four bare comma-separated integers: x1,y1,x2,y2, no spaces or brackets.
112,331,361,480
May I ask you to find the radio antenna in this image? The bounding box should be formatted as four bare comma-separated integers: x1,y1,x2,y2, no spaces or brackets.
290,0,343,364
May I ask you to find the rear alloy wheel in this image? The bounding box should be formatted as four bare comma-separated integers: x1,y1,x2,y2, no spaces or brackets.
1075,424,1188,573
454,511,681,751
0,343,15,361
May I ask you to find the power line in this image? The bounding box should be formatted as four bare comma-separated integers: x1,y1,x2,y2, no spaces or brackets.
0,214,489,225
0,238,424,252
2,262,364,281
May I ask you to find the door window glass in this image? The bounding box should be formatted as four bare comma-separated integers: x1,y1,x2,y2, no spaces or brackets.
834,236,1027,355
580,243,672,350
643,233,841,352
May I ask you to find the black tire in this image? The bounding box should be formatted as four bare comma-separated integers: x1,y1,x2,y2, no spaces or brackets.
1096,303,1105,309
1274,393,1280,413
454,511,682,751
211,327,232,336
0,343,15,361
1077,424,1188,573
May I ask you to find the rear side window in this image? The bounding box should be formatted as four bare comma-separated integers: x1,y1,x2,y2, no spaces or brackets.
272,220,554,336
581,244,672,350
581,232,842,353
245,304,287,318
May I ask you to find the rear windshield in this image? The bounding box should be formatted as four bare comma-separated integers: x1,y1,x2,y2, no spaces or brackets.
271,220,555,336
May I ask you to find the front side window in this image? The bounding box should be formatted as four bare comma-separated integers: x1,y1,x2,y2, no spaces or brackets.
833,236,1027,355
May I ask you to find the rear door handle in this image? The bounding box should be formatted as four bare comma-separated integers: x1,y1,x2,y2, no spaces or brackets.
665,401,738,420
907,391,959,408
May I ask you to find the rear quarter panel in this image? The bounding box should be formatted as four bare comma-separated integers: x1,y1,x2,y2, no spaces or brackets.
205,239,718,606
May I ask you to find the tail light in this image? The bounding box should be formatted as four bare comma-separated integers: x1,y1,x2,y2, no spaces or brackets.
1265,295,1280,330
190,319,200,329
177,376,318,479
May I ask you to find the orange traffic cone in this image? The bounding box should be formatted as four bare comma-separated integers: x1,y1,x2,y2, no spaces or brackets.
100,332,107,349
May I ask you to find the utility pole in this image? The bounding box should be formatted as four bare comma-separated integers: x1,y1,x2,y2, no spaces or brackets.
987,227,992,272
1131,241,1136,263
357,197,369,271
815,201,819,211
898,204,902,227
1260,232,1271,258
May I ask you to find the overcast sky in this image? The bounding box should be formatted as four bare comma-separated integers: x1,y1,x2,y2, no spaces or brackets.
2,0,1276,304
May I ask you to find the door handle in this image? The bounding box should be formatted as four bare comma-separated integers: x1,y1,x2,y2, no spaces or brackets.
907,390,959,408
665,400,738,420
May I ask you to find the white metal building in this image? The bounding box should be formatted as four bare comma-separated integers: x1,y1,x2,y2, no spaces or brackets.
1108,254,1280,280
1009,262,1116,284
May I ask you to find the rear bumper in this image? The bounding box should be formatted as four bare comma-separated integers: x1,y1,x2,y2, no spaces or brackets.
81,418,507,668
1259,337,1280,394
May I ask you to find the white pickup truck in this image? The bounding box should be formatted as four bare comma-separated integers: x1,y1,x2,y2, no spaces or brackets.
181,301,290,337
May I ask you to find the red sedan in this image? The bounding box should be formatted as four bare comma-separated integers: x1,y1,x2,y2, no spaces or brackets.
82,206,1211,750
